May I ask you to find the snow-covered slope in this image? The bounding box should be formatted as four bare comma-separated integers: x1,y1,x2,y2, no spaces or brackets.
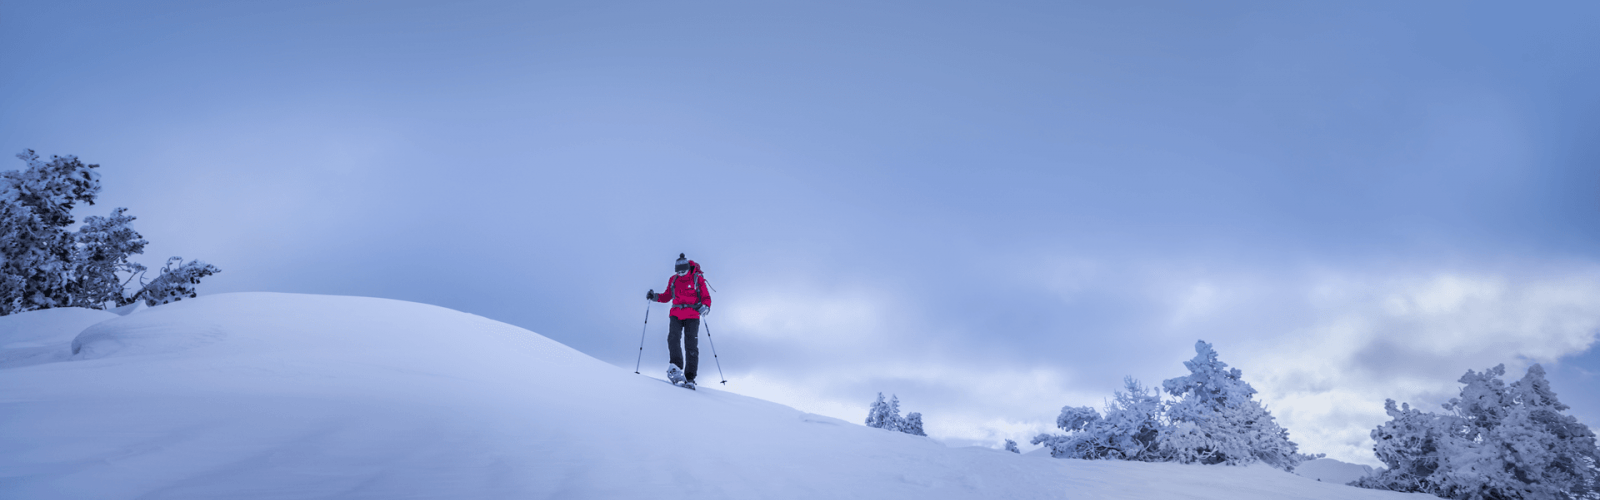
0,293,1431,499
1296,458,1378,486
0,306,117,370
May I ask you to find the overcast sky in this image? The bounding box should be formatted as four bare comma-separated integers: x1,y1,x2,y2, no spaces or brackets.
5,0,1599,465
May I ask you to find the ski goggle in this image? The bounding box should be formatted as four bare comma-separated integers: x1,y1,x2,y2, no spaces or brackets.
675,262,690,273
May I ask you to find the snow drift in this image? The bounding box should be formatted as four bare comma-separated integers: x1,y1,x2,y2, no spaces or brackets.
0,293,1431,499
1296,458,1377,485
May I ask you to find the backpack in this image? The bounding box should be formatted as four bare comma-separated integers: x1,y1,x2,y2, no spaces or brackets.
671,261,712,304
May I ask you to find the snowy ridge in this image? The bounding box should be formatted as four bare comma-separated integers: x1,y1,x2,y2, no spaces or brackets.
1296,458,1378,485
0,293,1431,499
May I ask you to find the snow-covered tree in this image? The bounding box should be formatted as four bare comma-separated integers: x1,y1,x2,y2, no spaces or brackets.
1159,340,1306,470
865,393,927,437
1354,399,1456,492
1354,364,1599,499
1,150,102,314
901,412,927,437
1033,341,1313,470
866,393,898,430
887,395,901,429
1005,439,1020,454
1,150,219,315
128,256,221,306
1098,378,1167,460
1032,377,1166,461
70,207,148,307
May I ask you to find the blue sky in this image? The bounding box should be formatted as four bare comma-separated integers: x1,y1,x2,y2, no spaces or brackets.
5,0,1599,464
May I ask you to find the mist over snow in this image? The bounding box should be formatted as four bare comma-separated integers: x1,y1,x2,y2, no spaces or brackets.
5,0,1600,471
0,293,1437,499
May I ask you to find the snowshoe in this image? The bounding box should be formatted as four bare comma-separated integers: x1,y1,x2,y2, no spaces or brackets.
666,364,686,386
682,380,696,391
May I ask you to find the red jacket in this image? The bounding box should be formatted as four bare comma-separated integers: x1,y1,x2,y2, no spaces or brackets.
654,260,712,320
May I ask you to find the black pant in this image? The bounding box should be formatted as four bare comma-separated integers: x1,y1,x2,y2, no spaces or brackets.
668,316,700,382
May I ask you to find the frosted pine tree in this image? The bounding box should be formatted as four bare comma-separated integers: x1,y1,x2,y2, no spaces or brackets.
129,257,221,306
866,393,929,436
888,395,902,429
1,151,102,314
70,207,148,308
0,150,219,315
1493,365,1599,500
1005,439,1020,453
1355,399,1456,492
1096,378,1167,461
865,393,899,430
1032,405,1103,458
901,412,927,436
1159,340,1306,470
1032,378,1166,461
865,393,886,428
1355,364,1599,499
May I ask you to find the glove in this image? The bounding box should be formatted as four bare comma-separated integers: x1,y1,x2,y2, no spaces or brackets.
646,290,657,301
697,304,710,316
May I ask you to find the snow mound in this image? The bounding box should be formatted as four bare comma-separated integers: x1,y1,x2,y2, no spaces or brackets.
1296,458,1378,485
0,306,117,369
0,293,1432,499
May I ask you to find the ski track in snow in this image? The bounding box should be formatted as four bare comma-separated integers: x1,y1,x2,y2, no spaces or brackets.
0,293,1432,499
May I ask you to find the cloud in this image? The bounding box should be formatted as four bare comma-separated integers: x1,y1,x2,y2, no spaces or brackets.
719,287,895,347
715,280,1114,450
1241,264,1600,464
720,258,1600,463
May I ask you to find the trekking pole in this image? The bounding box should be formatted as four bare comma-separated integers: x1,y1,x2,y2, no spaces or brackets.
633,300,651,374
703,318,727,385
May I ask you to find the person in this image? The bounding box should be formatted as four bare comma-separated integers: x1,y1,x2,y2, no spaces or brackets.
646,253,711,389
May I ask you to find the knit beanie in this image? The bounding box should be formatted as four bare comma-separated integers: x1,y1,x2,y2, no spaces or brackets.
675,253,690,273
